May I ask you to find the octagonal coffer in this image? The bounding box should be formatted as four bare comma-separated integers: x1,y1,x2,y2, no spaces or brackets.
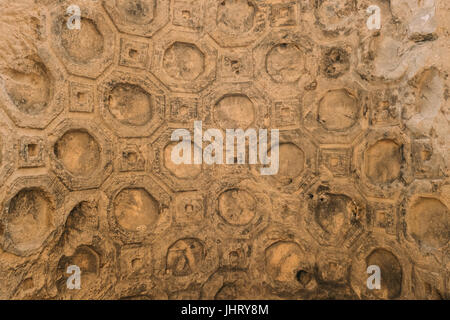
98,70,166,137
49,3,115,79
48,119,113,190
0,175,67,257
152,30,217,93
103,0,169,37
0,50,66,129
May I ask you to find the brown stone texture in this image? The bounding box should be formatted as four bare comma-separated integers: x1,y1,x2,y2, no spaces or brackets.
0,0,448,300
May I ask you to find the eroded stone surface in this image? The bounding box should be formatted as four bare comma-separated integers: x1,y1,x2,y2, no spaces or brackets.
54,130,101,177
0,0,448,300
163,42,205,81
113,188,160,233
318,89,358,132
107,83,153,126
214,94,255,129
60,18,104,63
1,58,53,115
364,139,403,185
366,249,403,299
218,188,256,226
4,188,54,254
407,197,449,249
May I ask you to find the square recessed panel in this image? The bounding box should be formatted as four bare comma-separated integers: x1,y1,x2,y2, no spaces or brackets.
69,82,94,113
